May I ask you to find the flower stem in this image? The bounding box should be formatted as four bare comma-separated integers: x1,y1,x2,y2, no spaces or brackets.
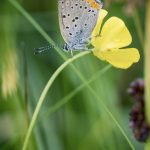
22,51,90,150
145,0,150,124
145,0,150,149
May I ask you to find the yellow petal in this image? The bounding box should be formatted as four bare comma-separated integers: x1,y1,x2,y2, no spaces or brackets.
91,9,108,38
93,48,140,69
92,17,132,51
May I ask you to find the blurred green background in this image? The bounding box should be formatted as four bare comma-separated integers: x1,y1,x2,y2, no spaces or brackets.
0,0,144,150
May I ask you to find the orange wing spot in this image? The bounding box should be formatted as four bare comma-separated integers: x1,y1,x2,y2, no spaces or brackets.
85,0,101,9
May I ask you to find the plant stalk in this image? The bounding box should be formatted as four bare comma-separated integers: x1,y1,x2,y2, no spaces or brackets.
145,0,150,149
145,0,150,124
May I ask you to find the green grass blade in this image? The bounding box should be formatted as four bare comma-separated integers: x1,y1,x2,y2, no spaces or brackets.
41,65,112,119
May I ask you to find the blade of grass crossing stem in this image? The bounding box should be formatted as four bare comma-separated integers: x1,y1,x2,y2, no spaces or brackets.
41,65,112,120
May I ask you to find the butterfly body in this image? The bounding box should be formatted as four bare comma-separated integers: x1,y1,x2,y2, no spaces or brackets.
58,0,102,51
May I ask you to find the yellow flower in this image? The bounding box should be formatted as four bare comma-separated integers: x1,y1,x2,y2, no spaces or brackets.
91,9,140,69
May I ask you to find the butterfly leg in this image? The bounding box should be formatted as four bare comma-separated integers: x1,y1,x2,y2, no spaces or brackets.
63,43,72,52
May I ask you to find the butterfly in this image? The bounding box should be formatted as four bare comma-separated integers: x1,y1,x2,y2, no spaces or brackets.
58,0,102,52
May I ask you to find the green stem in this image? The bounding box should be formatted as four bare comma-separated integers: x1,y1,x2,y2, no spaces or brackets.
145,0,150,124
22,51,90,150
145,0,150,149
133,9,144,49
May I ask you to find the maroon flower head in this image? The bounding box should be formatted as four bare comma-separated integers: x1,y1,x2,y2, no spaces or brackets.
128,78,150,142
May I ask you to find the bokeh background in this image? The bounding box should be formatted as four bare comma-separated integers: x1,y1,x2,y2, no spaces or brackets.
0,0,145,150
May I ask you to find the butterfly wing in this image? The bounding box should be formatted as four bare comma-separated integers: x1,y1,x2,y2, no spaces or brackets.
58,0,101,50
79,3,101,45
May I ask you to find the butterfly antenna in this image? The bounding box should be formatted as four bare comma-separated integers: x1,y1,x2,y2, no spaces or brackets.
34,45,51,55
